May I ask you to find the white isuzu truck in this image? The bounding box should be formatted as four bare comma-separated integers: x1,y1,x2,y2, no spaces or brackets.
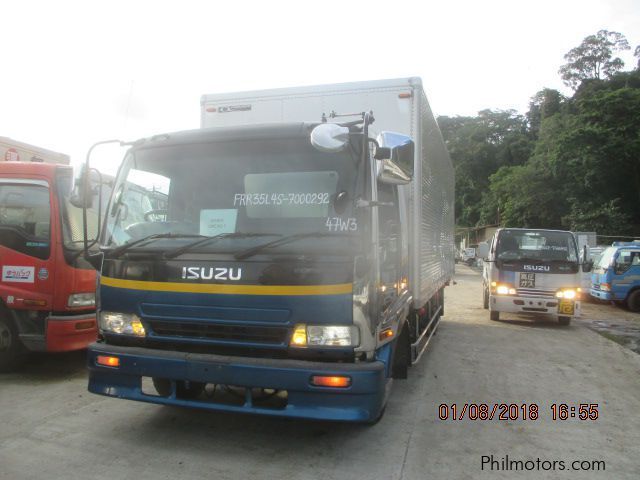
84,77,454,422
480,228,591,325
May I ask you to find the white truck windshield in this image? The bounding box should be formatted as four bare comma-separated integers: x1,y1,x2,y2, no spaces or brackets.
496,230,578,263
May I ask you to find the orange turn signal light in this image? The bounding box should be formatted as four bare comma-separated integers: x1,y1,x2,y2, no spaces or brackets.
379,328,394,341
310,375,351,388
75,320,96,331
96,355,120,368
23,299,47,306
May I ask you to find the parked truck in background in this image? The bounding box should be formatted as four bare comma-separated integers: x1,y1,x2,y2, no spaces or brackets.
590,241,640,312
83,78,454,422
0,137,98,371
479,228,591,325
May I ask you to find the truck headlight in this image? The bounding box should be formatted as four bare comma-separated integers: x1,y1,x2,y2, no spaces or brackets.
290,324,360,347
556,289,577,299
495,284,516,295
68,293,96,307
99,311,146,336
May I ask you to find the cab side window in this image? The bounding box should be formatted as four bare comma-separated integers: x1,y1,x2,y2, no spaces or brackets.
0,183,51,259
614,251,640,274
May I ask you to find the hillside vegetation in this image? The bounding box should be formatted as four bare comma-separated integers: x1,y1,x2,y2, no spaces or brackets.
440,30,640,236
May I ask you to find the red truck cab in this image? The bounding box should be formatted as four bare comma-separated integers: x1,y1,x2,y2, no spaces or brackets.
0,149,97,371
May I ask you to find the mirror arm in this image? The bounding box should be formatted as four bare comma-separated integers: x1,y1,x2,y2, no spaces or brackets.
82,139,129,260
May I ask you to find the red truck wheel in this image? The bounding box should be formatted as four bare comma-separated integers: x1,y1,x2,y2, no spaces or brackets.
0,314,26,372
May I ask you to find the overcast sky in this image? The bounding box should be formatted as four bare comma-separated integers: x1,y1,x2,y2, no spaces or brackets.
1,0,639,173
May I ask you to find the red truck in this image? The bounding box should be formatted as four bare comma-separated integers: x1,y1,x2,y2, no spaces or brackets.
0,137,97,371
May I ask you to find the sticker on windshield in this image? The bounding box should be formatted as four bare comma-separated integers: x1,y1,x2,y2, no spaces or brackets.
234,192,330,207
200,209,238,236
2,266,35,283
326,217,358,232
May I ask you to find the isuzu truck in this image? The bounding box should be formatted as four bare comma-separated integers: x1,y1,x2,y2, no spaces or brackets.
0,138,98,371
84,78,454,422
480,228,591,325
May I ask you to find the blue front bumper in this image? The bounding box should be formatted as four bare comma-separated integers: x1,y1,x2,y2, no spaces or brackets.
590,288,612,301
87,343,388,422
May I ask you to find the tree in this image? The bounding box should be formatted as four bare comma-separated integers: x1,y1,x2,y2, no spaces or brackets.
526,88,564,139
635,45,640,69
559,30,630,90
438,110,532,227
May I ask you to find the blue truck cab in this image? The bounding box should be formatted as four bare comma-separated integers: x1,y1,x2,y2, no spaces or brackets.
79,79,455,423
590,241,640,312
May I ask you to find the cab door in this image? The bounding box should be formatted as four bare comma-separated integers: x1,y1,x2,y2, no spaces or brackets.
611,250,640,301
0,179,56,307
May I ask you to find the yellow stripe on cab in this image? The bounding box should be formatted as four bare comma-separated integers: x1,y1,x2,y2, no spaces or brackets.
100,276,353,296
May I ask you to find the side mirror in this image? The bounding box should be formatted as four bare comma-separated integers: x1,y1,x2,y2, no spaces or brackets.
583,260,593,273
70,164,94,209
376,132,414,185
476,242,489,260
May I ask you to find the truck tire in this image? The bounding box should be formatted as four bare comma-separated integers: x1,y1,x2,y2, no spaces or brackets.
558,316,571,326
626,290,640,313
489,310,499,321
152,378,206,399
0,313,26,373
483,287,489,309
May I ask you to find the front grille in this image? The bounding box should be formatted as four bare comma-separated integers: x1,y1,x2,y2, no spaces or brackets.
516,288,556,298
149,321,289,345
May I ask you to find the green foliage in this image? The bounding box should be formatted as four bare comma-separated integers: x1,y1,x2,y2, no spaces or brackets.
443,38,640,237
526,88,564,139
562,198,632,235
559,30,630,90
438,110,532,227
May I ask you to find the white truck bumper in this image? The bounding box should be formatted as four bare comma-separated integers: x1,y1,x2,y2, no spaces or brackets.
490,295,581,318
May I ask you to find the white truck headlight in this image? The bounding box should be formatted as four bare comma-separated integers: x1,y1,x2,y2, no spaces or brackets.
556,289,577,299
495,285,516,295
99,311,146,336
290,324,359,347
68,293,96,307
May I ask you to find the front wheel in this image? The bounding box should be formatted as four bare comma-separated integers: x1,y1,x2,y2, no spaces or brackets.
489,310,499,321
558,316,571,326
626,290,640,313
483,287,489,309
0,314,26,372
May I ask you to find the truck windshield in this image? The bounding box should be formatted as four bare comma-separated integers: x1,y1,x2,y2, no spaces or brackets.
0,181,51,259
102,137,361,255
496,230,578,263
595,247,616,272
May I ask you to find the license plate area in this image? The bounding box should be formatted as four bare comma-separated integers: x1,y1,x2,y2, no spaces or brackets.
558,299,575,315
519,273,536,288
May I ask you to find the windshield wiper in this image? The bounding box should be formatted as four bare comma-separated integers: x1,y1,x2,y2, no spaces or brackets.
163,232,280,259
106,233,206,258
234,231,355,260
